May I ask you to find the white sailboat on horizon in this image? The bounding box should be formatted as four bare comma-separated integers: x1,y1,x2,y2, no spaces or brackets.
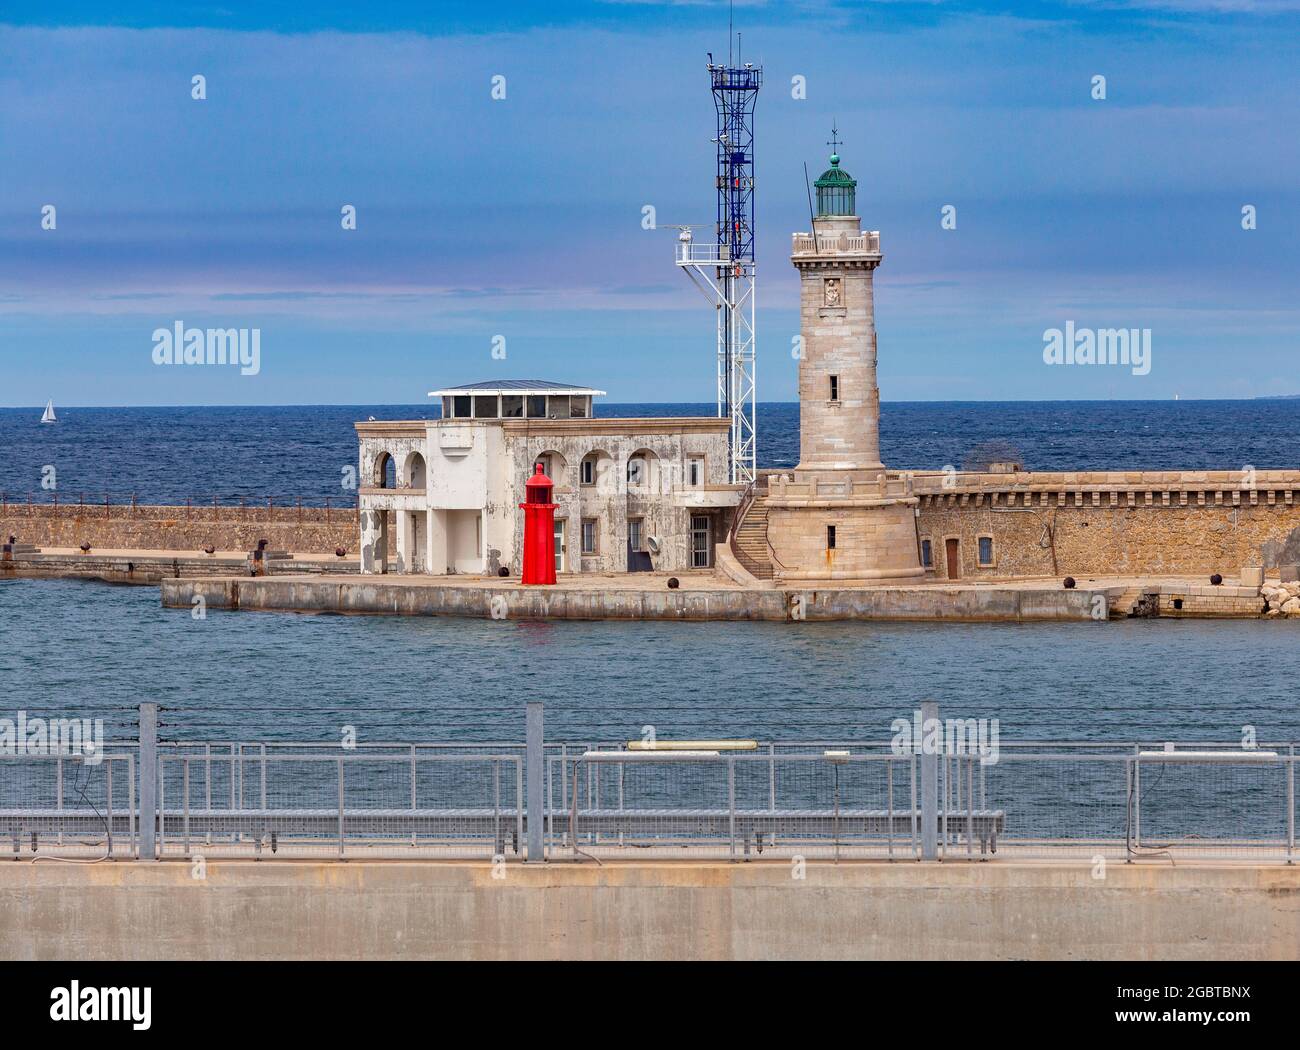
40,399,56,424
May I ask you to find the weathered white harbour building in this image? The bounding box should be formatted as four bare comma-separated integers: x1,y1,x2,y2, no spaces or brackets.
356,381,739,576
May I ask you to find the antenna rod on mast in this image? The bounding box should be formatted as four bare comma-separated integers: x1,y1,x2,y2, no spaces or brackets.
803,162,817,240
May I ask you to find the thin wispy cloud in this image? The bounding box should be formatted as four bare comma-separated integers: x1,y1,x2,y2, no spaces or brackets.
1,5,1296,404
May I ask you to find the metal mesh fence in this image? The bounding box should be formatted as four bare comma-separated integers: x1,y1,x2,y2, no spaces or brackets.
1133,754,1292,861
155,752,522,859
548,752,922,860
1,733,1295,863
974,754,1133,860
0,754,136,859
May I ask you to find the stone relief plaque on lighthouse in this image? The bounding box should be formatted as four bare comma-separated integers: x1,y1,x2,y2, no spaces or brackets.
823,277,842,307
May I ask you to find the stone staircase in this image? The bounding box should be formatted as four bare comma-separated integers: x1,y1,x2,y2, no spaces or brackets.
1107,584,1150,619
731,494,775,580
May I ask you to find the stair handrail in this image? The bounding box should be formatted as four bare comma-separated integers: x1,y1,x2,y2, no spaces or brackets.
727,479,768,578
754,473,789,574
727,479,758,547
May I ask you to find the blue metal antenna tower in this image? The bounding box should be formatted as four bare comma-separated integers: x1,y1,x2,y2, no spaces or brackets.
676,48,762,485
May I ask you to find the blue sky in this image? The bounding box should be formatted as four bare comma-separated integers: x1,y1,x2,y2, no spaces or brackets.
2,1,1298,406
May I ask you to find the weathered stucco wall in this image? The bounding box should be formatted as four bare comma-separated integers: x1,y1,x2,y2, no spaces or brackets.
506,421,730,575
913,470,1300,579
2,861,1296,961
0,503,356,555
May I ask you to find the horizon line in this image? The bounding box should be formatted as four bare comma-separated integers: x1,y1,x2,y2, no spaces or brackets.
3,396,1296,411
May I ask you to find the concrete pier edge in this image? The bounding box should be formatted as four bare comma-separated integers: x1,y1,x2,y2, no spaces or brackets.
160,574,1110,622
2,860,1296,961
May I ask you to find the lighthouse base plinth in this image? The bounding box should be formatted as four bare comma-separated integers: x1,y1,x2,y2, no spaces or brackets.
766,470,925,585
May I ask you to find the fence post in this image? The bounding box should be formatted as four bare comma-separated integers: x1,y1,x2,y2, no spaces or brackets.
920,701,939,861
139,702,158,860
1288,744,1294,865
337,757,345,860
728,757,737,862
526,702,544,862
1133,752,1142,852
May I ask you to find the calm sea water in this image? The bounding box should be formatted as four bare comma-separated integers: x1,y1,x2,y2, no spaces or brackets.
2,400,1297,744
1,399,1297,505
1,578,1297,744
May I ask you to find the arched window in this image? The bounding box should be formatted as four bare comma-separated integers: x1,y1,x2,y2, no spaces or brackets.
373,451,396,489
404,452,427,489
580,450,614,493
533,450,568,486
627,449,660,491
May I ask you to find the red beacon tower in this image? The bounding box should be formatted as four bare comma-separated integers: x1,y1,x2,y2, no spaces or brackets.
519,463,557,585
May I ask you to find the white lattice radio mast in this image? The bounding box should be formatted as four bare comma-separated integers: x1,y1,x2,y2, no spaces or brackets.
674,50,761,486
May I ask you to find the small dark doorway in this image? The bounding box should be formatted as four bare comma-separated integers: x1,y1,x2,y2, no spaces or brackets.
945,538,960,580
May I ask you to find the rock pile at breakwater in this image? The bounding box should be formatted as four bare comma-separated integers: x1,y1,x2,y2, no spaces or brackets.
1262,580,1300,617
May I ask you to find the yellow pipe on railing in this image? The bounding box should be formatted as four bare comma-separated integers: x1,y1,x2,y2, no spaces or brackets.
626,740,758,752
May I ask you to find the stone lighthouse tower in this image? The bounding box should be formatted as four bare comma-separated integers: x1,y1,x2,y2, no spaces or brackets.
765,139,925,583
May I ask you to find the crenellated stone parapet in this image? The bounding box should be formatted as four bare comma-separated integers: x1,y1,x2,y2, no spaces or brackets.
906,469,1300,509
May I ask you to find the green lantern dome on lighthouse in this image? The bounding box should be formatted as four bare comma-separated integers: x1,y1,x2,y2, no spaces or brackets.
814,154,856,217
814,127,856,217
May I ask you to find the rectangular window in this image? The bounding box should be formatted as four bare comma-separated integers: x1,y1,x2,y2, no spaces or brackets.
525,395,547,418
829,375,839,402
827,525,836,550
581,458,595,486
473,395,498,418
547,396,569,419
501,395,523,418
452,395,472,418
687,458,703,487
581,519,597,555
441,396,452,418
570,396,589,418
920,539,933,568
978,536,995,566
628,519,644,553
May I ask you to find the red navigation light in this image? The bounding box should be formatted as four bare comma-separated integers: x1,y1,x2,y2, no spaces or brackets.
520,462,558,585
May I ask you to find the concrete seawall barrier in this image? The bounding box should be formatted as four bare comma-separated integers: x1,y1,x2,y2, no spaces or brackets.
160,575,1107,622
1,861,1296,961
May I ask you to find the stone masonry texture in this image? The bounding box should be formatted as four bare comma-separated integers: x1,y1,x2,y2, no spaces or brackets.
0,503,356,555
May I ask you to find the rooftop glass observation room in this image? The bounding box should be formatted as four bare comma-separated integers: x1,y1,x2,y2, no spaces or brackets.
431,381,606,420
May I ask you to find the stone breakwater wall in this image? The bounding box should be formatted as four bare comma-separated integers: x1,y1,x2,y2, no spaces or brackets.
2,551,359,584
910,469,1300,580
0,502,356,555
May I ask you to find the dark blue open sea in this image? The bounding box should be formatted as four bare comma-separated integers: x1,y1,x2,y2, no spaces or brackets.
2,399,1298,744
2,399,1298,505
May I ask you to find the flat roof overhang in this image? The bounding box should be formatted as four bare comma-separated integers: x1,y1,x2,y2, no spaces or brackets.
429,385,606,398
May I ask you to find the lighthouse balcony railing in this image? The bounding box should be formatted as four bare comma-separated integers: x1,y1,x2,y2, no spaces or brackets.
790,232,881,256
768,473,914,501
